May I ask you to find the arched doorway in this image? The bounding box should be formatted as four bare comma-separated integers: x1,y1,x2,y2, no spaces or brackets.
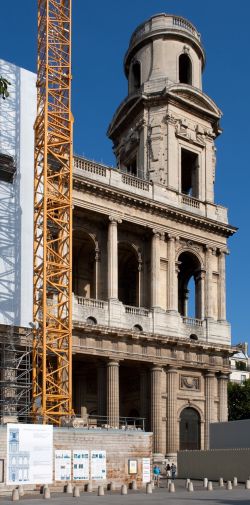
118,242,138,306
179,407,201,450
73,230,96,298
178,251,202,319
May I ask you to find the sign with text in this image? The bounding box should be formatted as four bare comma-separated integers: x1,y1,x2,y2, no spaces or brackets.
73,450,89,480
142,458,151,483
91,450,106,480
55,450,71,481
7,424,53,485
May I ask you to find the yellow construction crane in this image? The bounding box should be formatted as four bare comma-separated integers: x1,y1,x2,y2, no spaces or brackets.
33,0,73,425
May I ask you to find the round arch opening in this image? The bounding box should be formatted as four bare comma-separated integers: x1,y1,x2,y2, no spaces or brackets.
179,407,201,450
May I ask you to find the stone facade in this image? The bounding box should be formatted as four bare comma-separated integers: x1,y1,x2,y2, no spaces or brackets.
71,13,236,459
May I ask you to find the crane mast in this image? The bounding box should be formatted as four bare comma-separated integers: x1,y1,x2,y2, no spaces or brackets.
33,0,73,424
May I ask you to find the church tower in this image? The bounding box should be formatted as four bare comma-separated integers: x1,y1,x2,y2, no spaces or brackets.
106,13,236,458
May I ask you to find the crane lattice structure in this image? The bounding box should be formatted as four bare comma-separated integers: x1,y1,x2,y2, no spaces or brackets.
33,0,73,425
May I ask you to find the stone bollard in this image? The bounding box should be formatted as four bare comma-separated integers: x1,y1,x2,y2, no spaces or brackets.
188,481,194,492
233,477,237,487
167,479,172,490
185,478,190,489
12,489,19,501
207,481,213,491
109,482,116,492
73,486,80,498
245,480,250,489
17,485,24,497
150,480,155,489
146,482,153,494
86,482,93,492
43,488,51,500
203,478,208,488
227,481,232,490
66,483,73,494
98,485,104,496
169,482,175,493
219,478,224,487
121,484,127,495
131,480,137,490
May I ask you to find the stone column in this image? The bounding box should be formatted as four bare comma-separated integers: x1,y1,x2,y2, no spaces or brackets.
167,236,178,312
205,247,214,319
97,364,106,418
107,360,119,428
150,365,163,455
140,369,148,430
107,217,120,300
95,248,101,300
166,367,178,456
195,270,205,319
218,374,229,422
151,231,161,308
137,255,142,307
218,249,227,321
204,371,215,449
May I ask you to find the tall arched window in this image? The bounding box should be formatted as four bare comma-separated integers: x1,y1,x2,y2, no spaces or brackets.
118,243,138,306
178,252,203,319
179,53,192,85
131,61,141,91
180,407,201,450
73,231,96,298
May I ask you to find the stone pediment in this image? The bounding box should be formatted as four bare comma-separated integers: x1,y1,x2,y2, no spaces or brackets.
167,84,222,118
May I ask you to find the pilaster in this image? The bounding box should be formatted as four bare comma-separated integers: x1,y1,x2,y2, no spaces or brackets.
107,360,120,428
150,365,163,456
166,366,178,457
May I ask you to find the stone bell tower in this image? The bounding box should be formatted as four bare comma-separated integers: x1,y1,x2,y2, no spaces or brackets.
106,13,236,459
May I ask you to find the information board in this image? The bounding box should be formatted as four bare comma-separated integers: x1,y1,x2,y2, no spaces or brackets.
73,450,89,480
54,450,71,481
91,450,106,480
7,423,53,485
142,458,151,483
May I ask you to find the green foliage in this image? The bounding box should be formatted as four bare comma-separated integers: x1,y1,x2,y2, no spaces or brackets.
228,379,250,420
0,76,11,99
235,360,247,371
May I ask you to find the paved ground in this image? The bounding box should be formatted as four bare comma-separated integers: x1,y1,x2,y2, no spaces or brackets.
1,480,250,505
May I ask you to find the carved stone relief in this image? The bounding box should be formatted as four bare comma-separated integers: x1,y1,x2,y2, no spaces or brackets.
180,375,200,390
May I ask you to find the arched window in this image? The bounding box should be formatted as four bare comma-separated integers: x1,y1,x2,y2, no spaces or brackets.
178,252,202,319
180,407,201,450
133,324,143,332
179,53,192,85
131,61,141,91
86,316,97,325
73,231,96,298
118,243,139,306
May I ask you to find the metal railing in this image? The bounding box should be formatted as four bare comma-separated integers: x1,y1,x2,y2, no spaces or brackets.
67,414,146,431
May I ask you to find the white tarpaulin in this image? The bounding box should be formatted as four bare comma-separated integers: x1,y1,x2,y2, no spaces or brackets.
73,450,89,480
91,450,106,480
7,423,53,485
54,450,71,481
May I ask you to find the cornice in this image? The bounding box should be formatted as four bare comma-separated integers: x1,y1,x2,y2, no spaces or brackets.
73,175,236,238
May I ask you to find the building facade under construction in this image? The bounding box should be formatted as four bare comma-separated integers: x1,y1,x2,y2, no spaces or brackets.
0,13,237,460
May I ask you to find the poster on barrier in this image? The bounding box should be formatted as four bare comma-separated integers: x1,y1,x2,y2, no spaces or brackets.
55,450,71,481
6,423,53,485
73,450,89,480
91,450,106,480
142,458,151,483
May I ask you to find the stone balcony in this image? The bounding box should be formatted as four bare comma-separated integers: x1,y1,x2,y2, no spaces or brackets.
73,156,228,225
72,295,231,345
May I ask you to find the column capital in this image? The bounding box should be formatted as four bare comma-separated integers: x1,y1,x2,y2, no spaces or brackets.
217,247,229,256
166,365,179,373
151,364,163,373
152,228,164,239
109,215,122,224
107,359,120,367
204,370,215,378
167,233,179,243
218,373,230,380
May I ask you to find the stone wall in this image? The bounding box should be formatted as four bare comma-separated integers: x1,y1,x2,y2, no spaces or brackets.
0,426,152,494
178,449,250,482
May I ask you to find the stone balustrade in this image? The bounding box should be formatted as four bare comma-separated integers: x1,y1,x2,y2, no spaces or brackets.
72,295,230,344
73,155,228,224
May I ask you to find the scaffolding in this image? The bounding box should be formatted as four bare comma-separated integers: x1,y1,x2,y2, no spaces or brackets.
33,0,73,424
0,328,32,423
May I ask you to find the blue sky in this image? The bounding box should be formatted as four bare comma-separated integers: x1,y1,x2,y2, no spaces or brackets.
0,1,249,346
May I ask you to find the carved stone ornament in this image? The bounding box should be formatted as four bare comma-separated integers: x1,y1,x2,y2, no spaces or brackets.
180,375,200,390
